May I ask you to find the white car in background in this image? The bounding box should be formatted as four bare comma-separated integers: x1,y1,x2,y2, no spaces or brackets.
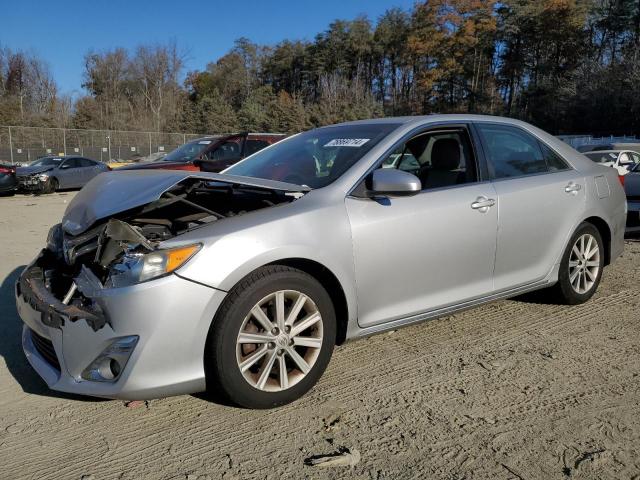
584,150,640,176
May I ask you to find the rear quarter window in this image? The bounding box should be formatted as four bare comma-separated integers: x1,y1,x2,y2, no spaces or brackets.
539,142,570,172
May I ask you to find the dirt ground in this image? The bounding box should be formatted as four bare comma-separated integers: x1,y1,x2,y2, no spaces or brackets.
0,192,639,480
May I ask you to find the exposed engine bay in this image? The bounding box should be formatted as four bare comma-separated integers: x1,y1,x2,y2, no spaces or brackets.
19,177,303,332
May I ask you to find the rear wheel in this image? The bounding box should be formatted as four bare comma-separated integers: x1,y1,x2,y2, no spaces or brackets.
205,265,336,408
550,222,604,304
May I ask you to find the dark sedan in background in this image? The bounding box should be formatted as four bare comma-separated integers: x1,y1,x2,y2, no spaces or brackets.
120,132,287,173
0,163,18,195
625,162,640,235
17,156,110,193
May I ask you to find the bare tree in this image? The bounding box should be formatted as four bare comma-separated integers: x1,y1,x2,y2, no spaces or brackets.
131,41,184,132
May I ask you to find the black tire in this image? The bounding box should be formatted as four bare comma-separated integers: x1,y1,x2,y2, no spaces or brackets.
42,177,58,194
549,222,604,305
205,265,336,409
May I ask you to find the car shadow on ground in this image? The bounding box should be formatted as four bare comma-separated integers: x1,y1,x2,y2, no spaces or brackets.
0,266,102,401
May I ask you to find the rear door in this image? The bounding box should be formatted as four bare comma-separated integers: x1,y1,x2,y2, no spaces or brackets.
475,122,585,291
78,158,103,184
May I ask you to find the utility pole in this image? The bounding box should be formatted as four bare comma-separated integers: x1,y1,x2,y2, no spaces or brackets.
8,126,14,164
107,134,112,162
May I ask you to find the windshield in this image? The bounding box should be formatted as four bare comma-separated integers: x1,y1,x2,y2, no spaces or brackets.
29,157,63,167
225,124,398,188
585,152,618,163
163,141,212,162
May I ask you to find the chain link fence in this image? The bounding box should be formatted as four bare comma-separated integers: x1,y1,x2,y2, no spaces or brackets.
558,134,640,148
0,126,208,165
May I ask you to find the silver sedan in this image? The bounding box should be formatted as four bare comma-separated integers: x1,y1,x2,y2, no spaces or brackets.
16,115,626,408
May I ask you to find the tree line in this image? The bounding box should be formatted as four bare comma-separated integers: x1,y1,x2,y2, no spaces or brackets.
1,0,639,136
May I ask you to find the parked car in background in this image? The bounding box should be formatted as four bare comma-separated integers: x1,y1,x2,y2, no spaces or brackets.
0,163,18,195
120,133,287,173
15,115,626,408
624,162,640,235
17,156,110,193
584,150,640,176
578,143,640,154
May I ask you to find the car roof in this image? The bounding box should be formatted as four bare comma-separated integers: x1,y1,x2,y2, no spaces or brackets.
188,136,219,143
584,150,626,154
330,114,540,129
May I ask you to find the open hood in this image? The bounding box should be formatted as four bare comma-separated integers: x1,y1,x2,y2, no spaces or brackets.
16,165,54,176
62,170,309,235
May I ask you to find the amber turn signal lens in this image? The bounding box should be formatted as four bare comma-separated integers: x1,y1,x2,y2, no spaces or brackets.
165,244,201,273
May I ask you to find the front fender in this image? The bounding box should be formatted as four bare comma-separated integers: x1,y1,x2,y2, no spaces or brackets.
173,197,358,329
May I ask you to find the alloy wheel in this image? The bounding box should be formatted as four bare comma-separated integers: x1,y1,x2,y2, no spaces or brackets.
235,290,323,392
568,233,600,294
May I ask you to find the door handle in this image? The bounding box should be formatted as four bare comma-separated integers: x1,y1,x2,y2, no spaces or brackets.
565,182,582,194
471,196,496,212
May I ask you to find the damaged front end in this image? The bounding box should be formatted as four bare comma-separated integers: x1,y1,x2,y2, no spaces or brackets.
18,172,307,333
17,170,53,191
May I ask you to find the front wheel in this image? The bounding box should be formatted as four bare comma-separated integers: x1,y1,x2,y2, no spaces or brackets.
42,177,58,194
549,222,604,304
205,265,336,408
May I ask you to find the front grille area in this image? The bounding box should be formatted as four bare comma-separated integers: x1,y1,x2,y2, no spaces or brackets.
30,329,61,371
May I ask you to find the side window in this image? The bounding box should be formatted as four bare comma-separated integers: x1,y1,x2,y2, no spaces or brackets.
379,128,478,190
477,124,548,179
631,152,640,164
244,139,270,157
381,145,419,173
79,158,95,167
62,158,80,168
539,142,570,172
208,140,242,161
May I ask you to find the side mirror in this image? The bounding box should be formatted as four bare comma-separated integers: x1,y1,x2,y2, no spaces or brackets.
368,169,421,197
60,164,70,169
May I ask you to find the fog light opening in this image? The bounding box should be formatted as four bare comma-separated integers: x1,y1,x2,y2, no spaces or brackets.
96,357,121,380
109,358,121,377
81,335,138,383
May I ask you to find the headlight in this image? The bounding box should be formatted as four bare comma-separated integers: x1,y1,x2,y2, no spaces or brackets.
38,173,49,181
106,244,201,288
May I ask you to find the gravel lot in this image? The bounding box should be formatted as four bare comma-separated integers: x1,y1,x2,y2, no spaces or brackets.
1,192,639,480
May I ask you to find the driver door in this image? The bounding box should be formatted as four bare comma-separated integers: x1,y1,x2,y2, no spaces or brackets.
345,125,498,328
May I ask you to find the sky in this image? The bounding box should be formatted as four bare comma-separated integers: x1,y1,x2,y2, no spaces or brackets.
2,0,415,97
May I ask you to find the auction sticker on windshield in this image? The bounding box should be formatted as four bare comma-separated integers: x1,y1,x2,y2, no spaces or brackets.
324,138,370,147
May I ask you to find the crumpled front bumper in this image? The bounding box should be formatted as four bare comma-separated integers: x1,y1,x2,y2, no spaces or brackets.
16,255,228,400
17,176,46,191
